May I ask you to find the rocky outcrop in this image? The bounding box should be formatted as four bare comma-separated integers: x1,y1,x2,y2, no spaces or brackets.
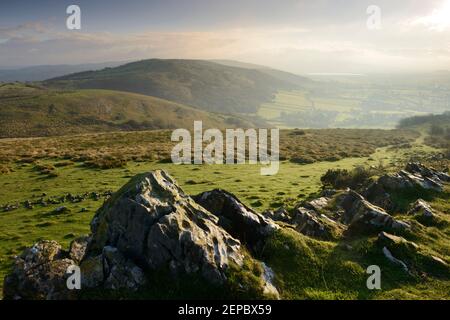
85,171,245,287
292,207,343,240
262,207,290,223
408,199,435,218
302,197,330,212
405,163,450,184
3,170,279,300
337,190,410,234
193,189,278,249
358,163,449,213
377,163,448,193
69,236,90,264
3,241,76,300
377,232,418,251
382,247,409,273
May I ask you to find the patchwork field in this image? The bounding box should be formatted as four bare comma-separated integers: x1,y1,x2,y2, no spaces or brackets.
257,75,450,129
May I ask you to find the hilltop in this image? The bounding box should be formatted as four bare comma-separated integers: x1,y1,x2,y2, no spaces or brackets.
0,83,264,138
43,59,306,114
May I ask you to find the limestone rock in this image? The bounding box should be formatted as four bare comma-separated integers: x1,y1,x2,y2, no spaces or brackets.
408,199,434,218
260,262,279,299
303,197,330,212
193,189,279,248
3,240,76,300
337,190,410,233
292,207,342,240
382,247,409,273
405,163,450,183
69,236,90,264
263,207,290,222
377,232,419,250
87,171,245,285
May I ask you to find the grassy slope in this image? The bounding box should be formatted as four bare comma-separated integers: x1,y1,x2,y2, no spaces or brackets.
0,127,448,299
43,59,299,114
0,83,261,138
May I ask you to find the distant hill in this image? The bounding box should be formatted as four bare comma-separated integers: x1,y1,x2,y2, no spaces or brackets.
0,61,128,82
43,59,306,114
398,111,450,129
0,83,265,138
212,59,312,87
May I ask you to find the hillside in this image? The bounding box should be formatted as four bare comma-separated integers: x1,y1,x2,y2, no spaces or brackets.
43,59,302,114
0,61,128,82
0,83,263,138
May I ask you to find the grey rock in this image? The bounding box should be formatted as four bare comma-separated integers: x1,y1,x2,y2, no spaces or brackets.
260,262,279,299
408,199,435,218
303,197,330,212
3,240,76,300
102,246,146,291
292,207,342,240
377,232,419,250
338,190,410,233
88,171,245,285
69,236,90,264
193,189,279,248
263,207,290,222
382,247,409,273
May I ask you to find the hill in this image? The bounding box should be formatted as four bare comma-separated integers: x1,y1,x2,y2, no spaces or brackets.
0,83,263,138
398,111,450,129
43,59,303,114
398,111,450,153
0,61,128,82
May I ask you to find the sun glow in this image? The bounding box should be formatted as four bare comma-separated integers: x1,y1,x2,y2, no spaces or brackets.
416,0,450,31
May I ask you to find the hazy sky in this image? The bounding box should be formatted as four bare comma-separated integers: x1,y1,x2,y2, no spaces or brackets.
1,0,449,73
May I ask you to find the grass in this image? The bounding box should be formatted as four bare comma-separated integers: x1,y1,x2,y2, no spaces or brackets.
0,126,448,300
0,83,260,138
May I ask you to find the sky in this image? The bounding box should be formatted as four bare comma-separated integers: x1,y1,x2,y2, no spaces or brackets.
0,0,449,73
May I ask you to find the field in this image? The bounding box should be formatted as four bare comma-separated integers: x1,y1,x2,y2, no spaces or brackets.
1,125,448,299
257,74,450,129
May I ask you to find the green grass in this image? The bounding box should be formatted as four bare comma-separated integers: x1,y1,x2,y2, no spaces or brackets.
0,83,261,138
0,126,448,300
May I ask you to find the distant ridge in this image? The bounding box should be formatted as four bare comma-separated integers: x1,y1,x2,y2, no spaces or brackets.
0,61,129,82
44,59,310,114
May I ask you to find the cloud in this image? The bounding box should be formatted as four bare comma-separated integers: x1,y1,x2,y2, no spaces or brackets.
404,0,450,31
0,11,449,73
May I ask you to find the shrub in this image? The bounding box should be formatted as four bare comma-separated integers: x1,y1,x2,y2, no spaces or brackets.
320,166,378,190
85,157,127,169
0,164,11,174
430,124,445,136
34,163,56,175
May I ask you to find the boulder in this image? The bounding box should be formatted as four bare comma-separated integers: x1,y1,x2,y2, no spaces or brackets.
363,182,394,212
405,163,450,183
378,166,446,193
86,171,245,286
3,240,76,300
377,232,419,251
408,199,434,218
263,207,290,222
292,207,342,240
303,197,330,212
382,247,409,273
193,189,279,248
102,246,146,291
337,190,410,234
69,236,90,264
